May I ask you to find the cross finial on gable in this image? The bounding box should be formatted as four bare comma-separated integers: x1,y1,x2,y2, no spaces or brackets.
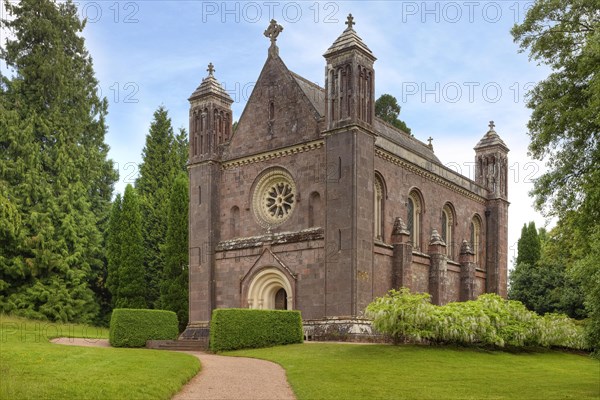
207,62,215,77
488,120,495,131
427,136,434,150
264,19,284,46
345,13,355,30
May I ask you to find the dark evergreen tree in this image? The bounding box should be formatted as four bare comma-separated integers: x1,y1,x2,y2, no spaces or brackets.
136,106,178,308
105,194,122,306
0,0,116,322
174,128,189,173
515,222,541,267
375,94,411,134
116,185,146,309
160,172,189,332
509,222,585,318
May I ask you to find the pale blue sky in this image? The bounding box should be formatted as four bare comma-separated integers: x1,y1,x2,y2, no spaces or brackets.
4,1,552,266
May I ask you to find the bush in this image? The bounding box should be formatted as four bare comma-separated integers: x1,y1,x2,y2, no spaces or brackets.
109,308,179,347
210,308,303,352
365,288,588,350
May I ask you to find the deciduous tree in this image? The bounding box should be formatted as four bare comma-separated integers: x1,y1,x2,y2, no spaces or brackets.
512,0,600,354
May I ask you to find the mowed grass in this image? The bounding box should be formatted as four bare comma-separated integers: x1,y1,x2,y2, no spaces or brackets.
0,315,199,400
228,343,600,400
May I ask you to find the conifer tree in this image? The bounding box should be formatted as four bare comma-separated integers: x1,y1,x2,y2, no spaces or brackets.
515,222,541,267
136,106,178,308
160,172,189,331
105,194,122,306
174,128,190,173
0,0,116,322
509,221,584,318
116,185,146,309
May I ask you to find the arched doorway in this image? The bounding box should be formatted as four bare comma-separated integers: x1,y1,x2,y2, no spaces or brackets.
247,268,293,310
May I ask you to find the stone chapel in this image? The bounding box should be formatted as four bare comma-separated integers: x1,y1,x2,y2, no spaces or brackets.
182,15,509,340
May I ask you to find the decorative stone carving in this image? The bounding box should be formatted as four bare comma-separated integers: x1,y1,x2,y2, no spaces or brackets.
429,229,446,246
392,217,410,236
460,239,474,255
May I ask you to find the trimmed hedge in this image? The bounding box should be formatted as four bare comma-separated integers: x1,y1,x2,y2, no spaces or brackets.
210,308,303,352
109,308,179,347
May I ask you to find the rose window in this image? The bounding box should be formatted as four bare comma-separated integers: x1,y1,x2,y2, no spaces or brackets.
253,169,297,227
266,182,294,218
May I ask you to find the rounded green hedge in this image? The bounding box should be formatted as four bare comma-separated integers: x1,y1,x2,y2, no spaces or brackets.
109,308,179,347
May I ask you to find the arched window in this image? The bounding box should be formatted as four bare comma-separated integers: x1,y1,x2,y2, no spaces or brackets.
374,175,385,240
407,190,422,250
269,101,275,120
442,203,455,259
308,192,322,228
470,215,482,265
230,206,240,238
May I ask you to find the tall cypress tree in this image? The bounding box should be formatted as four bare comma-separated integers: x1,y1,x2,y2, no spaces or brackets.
105,194,122,306
0,0,116,322
515,222,541,267
174,128,189,173
160,172,189,331
136,106,178,308
116,185,146,309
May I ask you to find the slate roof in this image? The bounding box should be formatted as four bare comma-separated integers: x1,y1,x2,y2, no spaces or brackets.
290,72,325,117
290,70,441,164
323,26,375,60
189,73,233,103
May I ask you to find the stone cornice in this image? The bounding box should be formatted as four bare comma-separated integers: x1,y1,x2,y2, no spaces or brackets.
216,227,324,251
222,140,324,169
376,149,487,204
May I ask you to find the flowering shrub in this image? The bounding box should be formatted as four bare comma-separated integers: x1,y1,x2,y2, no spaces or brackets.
365,288,588,350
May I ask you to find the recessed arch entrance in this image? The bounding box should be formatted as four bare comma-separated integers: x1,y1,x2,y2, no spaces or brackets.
247,267,293,310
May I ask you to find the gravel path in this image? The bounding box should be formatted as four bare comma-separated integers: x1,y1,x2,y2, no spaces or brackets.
51,338,296,400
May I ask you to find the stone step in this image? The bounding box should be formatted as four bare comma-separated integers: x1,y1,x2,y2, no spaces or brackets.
146,339,209,351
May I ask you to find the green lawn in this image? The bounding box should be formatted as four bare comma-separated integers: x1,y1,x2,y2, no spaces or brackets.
228,343,600,400
0,315,199,400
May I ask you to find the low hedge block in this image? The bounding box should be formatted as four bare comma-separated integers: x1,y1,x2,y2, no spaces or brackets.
210,308,303,352
109,308,179,347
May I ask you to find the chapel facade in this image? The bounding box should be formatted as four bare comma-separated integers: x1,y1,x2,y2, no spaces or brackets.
182,16,509,340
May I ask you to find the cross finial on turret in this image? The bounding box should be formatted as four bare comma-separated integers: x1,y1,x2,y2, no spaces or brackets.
207,62,215,77
345,13,355,30
488,120,495,131
264,19,283,46
427,136,433,146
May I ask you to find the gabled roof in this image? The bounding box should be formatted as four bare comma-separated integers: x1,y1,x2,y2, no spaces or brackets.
290,72,325,117
375,118,441,164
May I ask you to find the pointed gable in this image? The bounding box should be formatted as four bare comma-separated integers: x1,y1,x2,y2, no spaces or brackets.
225,54,324,160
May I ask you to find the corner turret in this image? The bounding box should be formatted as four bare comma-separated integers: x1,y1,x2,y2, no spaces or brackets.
188,63,233,163
323,14,376,130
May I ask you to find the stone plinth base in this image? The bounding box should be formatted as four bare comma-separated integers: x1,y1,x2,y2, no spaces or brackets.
180,321,210,340
303,317,387,342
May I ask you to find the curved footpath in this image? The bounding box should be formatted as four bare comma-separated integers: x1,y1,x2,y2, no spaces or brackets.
51,338,296,400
